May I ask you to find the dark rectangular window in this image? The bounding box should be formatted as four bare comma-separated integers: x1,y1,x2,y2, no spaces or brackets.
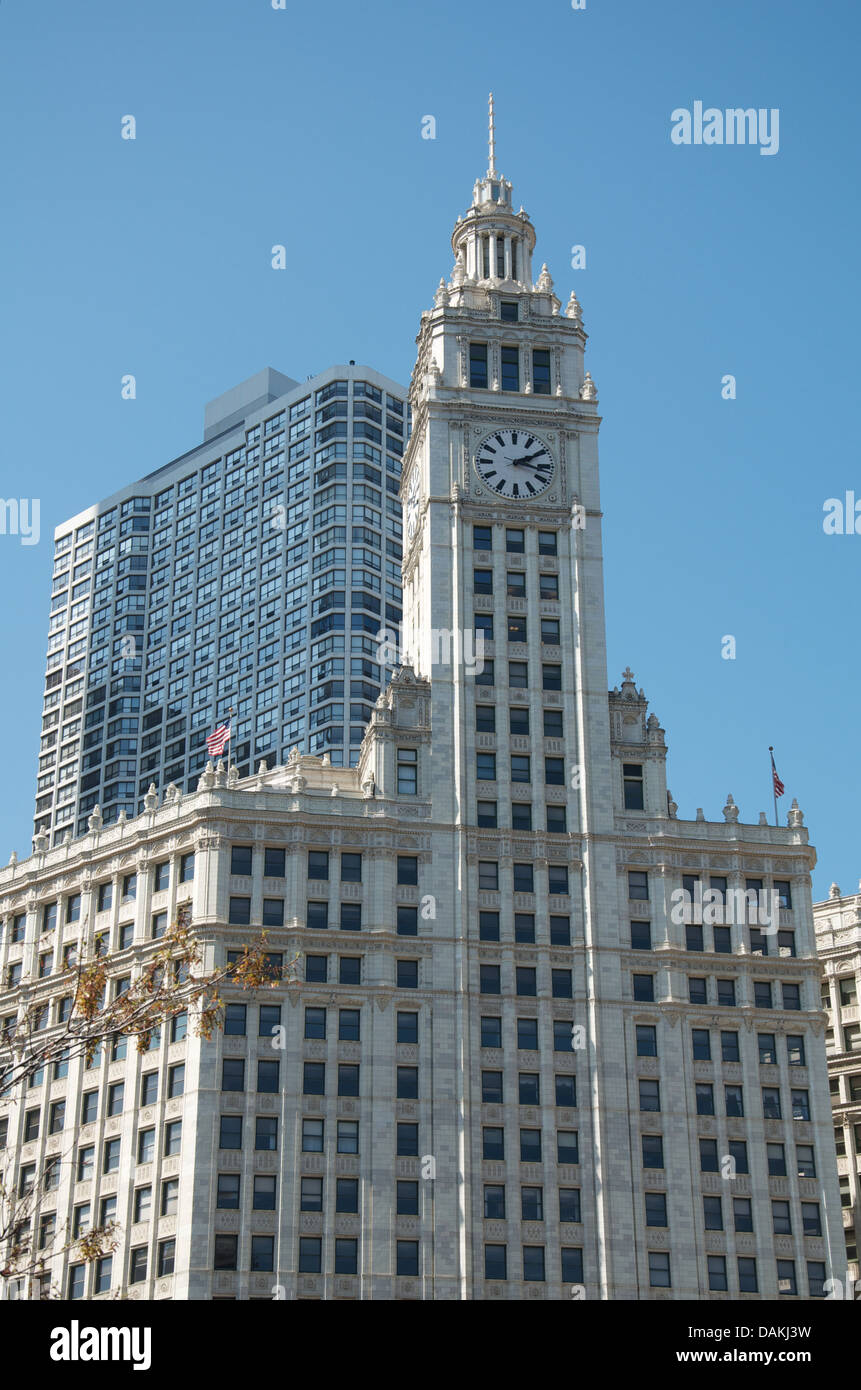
224,1003,246,1036
483,1127,504,1160
337,1178,359,1213
631,921,652,951
558,1130,579,1163
481,1015,501,1048
398,905,418,937
228,897,251,925
397,959,418,989
469,343,488,388
340,956,361,985
219,1115,242,1149
264,847,285,877
340,903,362,932
397,747,418,794
255,1116,278,1151
623,763,644,810
515,912,535,943
214,1234,238,1271
500,346,519,392
398,1011,419,1043
479,910,500,941
532,349,551,395
643,1134,664,1169
308,850,329,880
257,1059,279,1093
485,1244,507,1279
262,898,284,927
230,845,252,876
397,855,419,885
221,1058,245,1092
397,1122,419,1156
513,862,534,893
306,901,328,930
341,852,362,883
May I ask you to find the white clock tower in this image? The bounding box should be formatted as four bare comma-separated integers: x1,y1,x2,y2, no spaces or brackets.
399,96,630,1296
400,93,613,848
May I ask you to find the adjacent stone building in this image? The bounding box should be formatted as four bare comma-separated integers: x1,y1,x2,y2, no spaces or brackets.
813,884,861,1294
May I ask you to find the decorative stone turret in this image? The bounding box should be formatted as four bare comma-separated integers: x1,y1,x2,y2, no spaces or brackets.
448,94,537,296
566,289,583,323
197,762,215,792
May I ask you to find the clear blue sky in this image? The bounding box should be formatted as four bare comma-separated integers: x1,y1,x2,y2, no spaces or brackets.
0,0,858,898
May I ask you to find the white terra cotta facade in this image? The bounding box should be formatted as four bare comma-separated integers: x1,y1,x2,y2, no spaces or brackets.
813,884,861,1295
0,117,844,1301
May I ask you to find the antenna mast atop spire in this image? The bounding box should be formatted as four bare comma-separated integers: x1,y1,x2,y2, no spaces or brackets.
487,92,497,177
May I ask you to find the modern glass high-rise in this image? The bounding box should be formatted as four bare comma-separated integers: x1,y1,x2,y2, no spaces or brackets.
34,364,408,845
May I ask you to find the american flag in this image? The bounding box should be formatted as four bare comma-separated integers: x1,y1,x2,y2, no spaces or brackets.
206,722,231,757
770,749,785,798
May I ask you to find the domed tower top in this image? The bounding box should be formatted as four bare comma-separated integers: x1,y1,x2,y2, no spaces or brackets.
450,94,537,290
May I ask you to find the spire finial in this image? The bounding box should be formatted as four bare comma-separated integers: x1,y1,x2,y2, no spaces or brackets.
488,92,497,177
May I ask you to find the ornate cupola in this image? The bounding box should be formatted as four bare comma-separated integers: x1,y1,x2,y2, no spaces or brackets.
448,93,537,295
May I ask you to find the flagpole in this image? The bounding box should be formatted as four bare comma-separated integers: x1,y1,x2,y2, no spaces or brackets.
769,746,779,827
227,706,234,770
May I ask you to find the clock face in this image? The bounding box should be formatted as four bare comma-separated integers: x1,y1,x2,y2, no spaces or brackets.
406,470,421,539
474,428,555,500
